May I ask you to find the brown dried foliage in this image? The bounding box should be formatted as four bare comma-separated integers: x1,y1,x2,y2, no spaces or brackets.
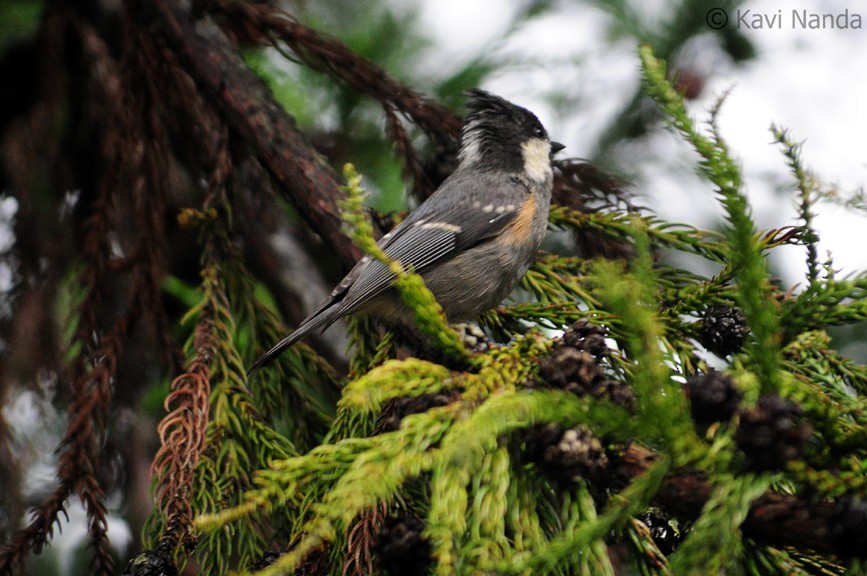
0,4,176,574
151,311,214,553
343,504,386,576
210,0,462,147
146,84,233,555
140,0,363,268
0,327,124,575
1,13,125,573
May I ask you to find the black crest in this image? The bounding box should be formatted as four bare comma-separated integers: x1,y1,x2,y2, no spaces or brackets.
460,89,548,169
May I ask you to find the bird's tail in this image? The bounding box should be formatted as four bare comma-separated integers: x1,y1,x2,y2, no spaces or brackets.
246,304,339,378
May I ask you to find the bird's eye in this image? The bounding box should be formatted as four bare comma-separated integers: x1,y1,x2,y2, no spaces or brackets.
532,126,545,138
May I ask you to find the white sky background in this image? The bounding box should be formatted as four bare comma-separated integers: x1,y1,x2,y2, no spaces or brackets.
415,0,867,283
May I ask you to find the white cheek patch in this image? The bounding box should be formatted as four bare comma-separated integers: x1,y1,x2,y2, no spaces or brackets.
521,138,553,182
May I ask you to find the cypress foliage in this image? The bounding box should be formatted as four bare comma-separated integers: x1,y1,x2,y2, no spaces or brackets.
182,49,867,574
1,2,865,575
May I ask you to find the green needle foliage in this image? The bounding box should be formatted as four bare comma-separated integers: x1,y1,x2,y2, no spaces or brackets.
639,46,783,397
155,48,867,576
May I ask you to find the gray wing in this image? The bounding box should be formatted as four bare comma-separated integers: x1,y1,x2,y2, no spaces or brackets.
246,172,526,376
334,172,528,316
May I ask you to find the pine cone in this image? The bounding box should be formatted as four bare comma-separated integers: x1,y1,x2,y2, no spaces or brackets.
699,305,750,357
453,322,494,353
559,320,610,360
538,348,600,393
524,423,609,482
734,395,812,471
683,371,742,426
124,543,177,576
535,321,633,408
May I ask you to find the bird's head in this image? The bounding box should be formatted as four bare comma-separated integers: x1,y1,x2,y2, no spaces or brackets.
458,89,564,180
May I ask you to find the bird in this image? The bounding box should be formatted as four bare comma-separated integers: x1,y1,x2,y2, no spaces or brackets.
248,89,563,376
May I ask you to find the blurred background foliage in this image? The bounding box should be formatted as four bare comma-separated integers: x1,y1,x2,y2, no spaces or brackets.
0,0,864,574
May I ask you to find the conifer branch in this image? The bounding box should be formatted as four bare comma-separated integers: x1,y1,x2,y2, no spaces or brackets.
640,45,783,397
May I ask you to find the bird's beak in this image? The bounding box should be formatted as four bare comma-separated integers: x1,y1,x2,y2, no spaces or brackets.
550,141,566,156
